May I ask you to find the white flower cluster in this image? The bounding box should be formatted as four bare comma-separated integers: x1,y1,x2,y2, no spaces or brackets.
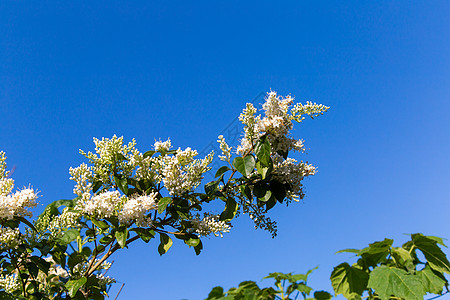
0,152,38,221
43,257,69,278
0,227,22,249
79,135,137,185
237,91,306,155
154,138,172,152
76,191,124,219
118,193,157,226
69,163,93,196
191,214,230,238
217,135,232,163
272,155,316,201
48,207,81,234
72,260,115,286
158,148,214,196
0,274,20,293
291,101,330,122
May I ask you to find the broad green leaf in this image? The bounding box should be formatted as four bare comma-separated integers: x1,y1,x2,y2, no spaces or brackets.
330,263,368,299
91,219,109,230
314,291,332,300
15,216,37,232
255,136,271,167
58,228,79,245
215,166,231,178
115,175,129,195
220,198,238,221
157,197,172,214
417,265,447,294
253,184,272,202
206,286,225,299
412,233,450,274
66,277,87,297
391,247,414,267
233,156,255,177
256,160,272,180
240,185,252,201
359,238,393,255
424,235,447,247
158,233,173,255
115,228,128,248
368,266,425,300
295,283,313,295
269,180,286,203
194,239,203,255
131,228,155,243
185,236,200,247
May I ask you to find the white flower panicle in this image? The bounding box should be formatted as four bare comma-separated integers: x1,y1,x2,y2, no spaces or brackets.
79,135,137,185
76,191,124,219
217,135,232,163
154,138,172,152
48,207,81,234
69,163,93,196
272,156,316,201
0,227,22,249
191,214,230,238
291,101,330,122
0,152,38,220
160,148,214,196
119,193,157,226
0,274,20,293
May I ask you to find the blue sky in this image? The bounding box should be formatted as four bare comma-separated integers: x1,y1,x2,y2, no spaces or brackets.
1,1,449,299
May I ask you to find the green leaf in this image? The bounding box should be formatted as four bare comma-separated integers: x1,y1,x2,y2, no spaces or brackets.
92,180,102,193
255,136,271,167
194,239,203,255
131,228,155,243
336,248,360,254
90,219,109,230
412,233,450,274
330,263,368,299
269,180,286,203
15,216,37,232
220,198,238,221
417,265,447,294
233,156,256,177
240,185,252,201
206,286,225,299
114,174,128,195
66,277,87,297
158,233,173,255
185,236,200,247
314,291,332,300
115,228,128,248
256,160,272,180
58,228,79,245
215,166,231,178
368,266,425,300
158,197,172,214
143,150,156,158
253,184,272,202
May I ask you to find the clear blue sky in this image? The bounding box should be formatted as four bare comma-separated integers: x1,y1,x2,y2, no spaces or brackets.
1,1,449,299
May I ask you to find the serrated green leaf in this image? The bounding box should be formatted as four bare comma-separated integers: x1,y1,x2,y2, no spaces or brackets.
66,277,87,297
330,263,368,299
158,233,173,255
417,265,447,294
368,266,425,300
157,197,172,214
412,233,450,274
233,156,255,177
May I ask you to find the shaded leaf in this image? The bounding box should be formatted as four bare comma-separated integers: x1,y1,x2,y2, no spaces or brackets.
66,277,87,297
412,233,450,274
158,233,173,255
158,197,172,214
